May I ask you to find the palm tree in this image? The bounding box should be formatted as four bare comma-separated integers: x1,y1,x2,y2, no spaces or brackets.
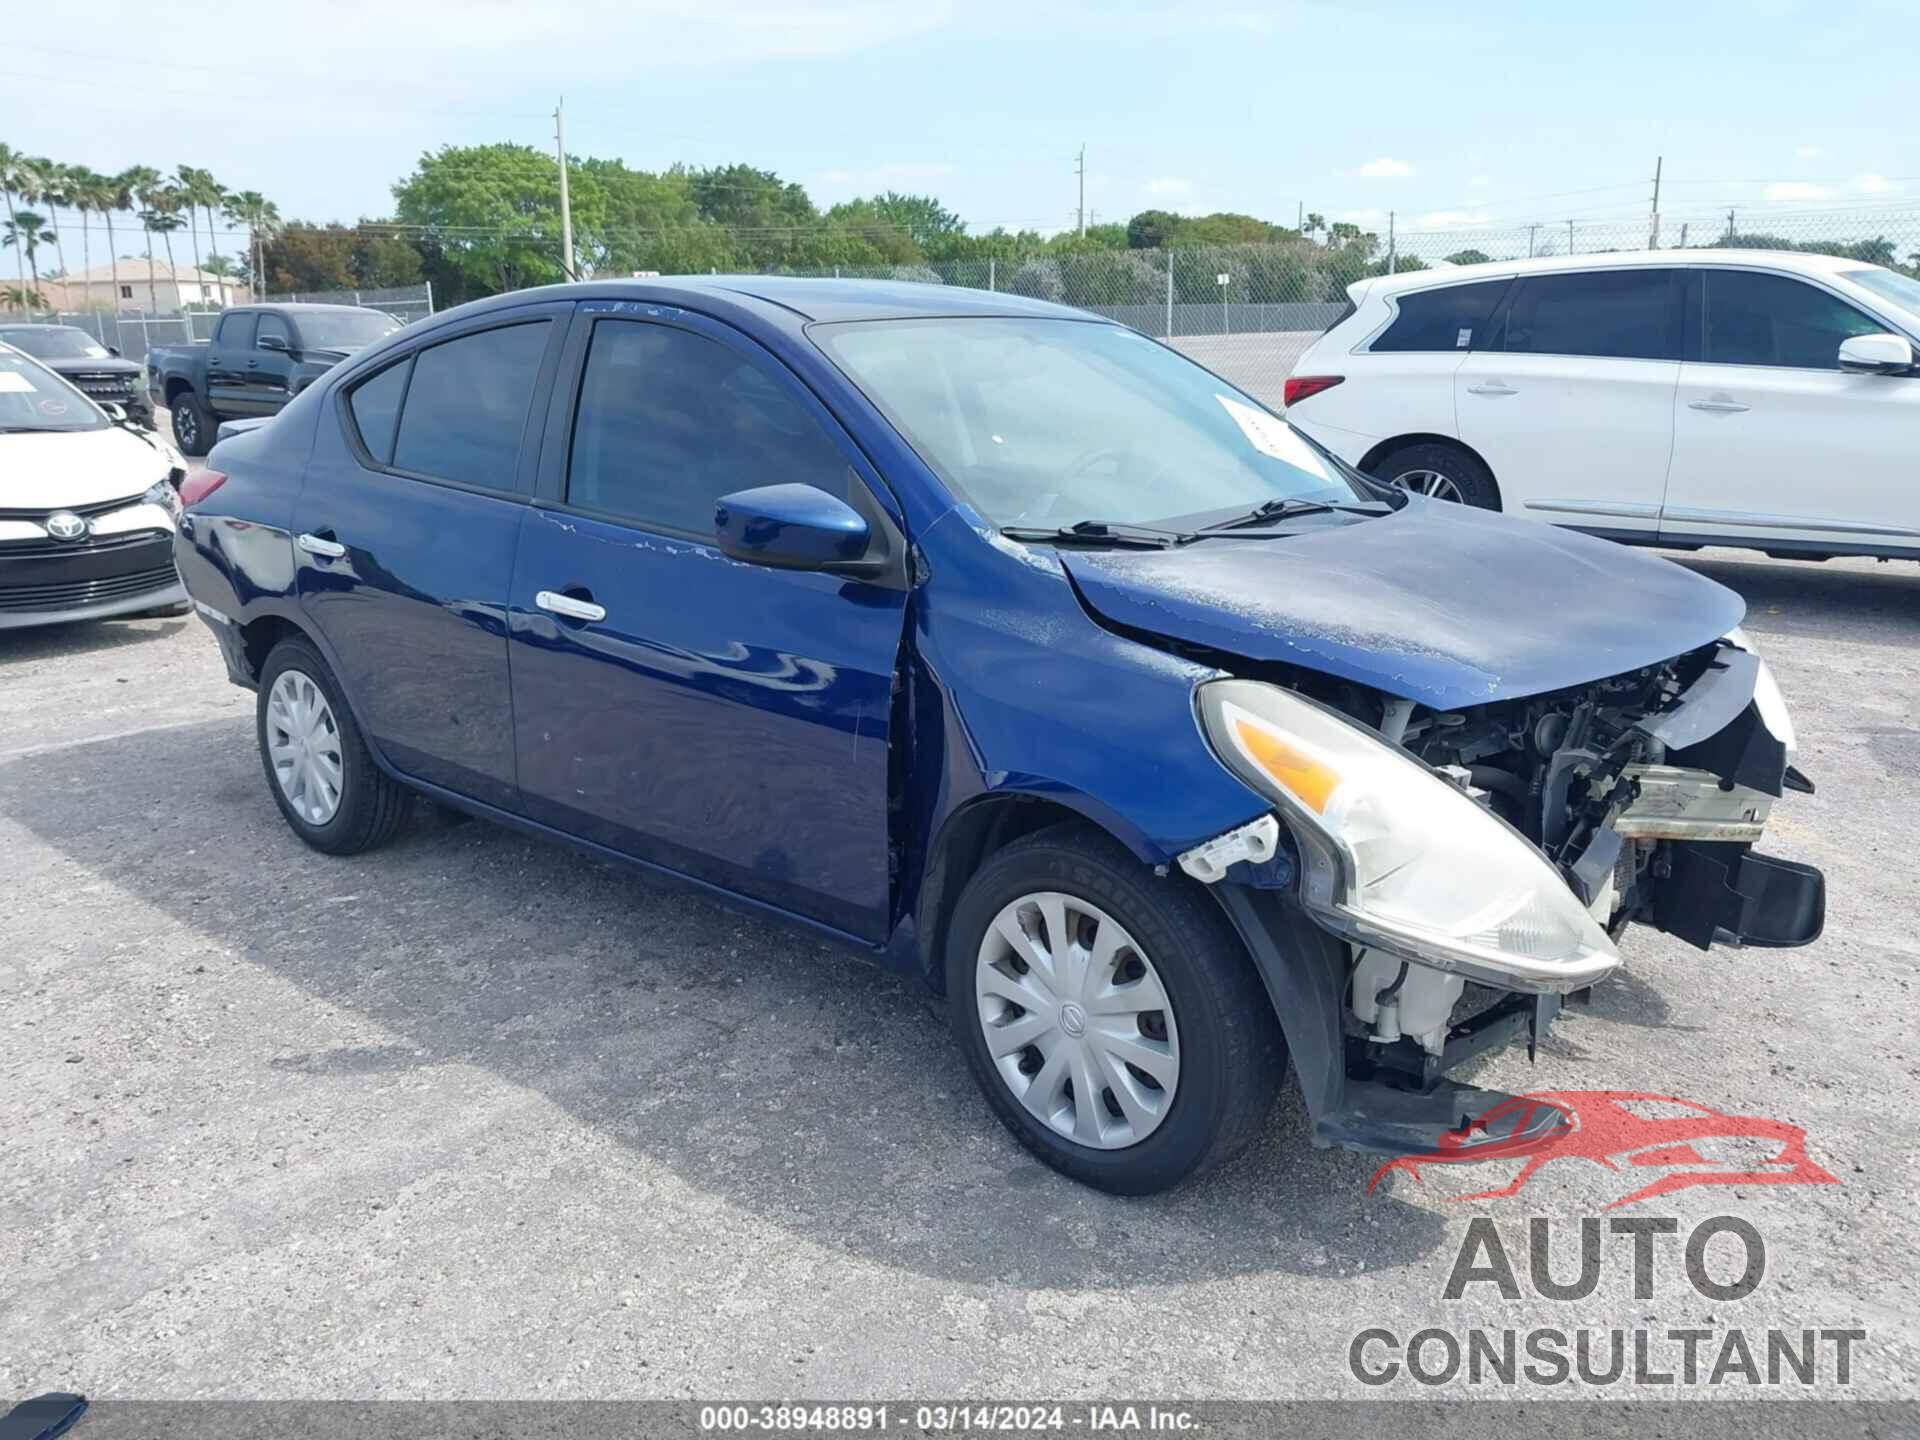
224,190,282,296
101,169,140,313
3,213,48,300
0,144,29,312
122,165,164,311
29,158,73,296
144,191,189,305
67,167,109,311
178,166,228,296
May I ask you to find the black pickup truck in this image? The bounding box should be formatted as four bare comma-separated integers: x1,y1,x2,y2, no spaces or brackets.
145,303,402,455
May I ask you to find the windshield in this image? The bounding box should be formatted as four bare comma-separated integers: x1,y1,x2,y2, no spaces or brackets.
292,311,403,350
0,348,108,434
0,327,113,361
813,317,1362,530
1842,268,1920,327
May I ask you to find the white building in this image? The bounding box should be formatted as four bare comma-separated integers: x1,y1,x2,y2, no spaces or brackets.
41,260,251,314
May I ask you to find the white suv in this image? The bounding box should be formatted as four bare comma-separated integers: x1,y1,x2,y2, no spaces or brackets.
1285,249,1920,560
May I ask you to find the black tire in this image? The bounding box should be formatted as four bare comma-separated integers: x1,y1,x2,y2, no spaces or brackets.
170,391,215,457
945,822,1286,1195
1372,440,1500,510
136,599,191,618
255,636,408,855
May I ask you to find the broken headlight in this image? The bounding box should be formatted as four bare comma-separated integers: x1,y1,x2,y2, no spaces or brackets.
1196,679,1619,991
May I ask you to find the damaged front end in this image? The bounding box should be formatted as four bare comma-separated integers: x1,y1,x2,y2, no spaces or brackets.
1180,632,1824,1156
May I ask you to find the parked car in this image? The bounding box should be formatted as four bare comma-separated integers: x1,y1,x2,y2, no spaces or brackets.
172,279,1823,1193
0,342,188,630
0,323,154,427
146,303,403,457
1285,250,1920,561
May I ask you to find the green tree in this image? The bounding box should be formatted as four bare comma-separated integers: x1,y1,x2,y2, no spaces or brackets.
223,190,283,293
66,167,112,310
393,144,575,298
826,191,962,250
1126,209,1182,249
177,165,229,299
0,145,32,310
29,159,73,288
1445,248,1492,266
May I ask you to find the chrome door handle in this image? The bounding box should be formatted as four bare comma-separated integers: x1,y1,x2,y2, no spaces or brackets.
535,589,606,623
296,532,346,559
1689,398,1751,414
1467,382,1518,396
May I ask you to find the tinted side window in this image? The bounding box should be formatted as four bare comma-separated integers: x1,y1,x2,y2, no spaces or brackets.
347,358,410,465
218,313,256,348
566,321,848,534
255,314,289,350
1372,279,1512,352
1702,270,1886,370
1503,270,1680,361
390,321,550,492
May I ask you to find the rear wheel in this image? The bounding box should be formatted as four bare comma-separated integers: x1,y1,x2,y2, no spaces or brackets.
256,637,408,855
1372,441,1500,510
170,391,215,456
946,823,1285,1194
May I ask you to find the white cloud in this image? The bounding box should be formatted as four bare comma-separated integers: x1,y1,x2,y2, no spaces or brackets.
1853,172,1900,195
1794,145,1824,160
1144,177,1195,199
1355,157,1414,181
1763,181,1833,203
1415,210,1493,230
1467,175,1493,190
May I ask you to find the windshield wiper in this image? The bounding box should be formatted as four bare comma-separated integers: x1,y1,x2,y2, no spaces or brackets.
1001,520,1188,549
1188,498,1338,534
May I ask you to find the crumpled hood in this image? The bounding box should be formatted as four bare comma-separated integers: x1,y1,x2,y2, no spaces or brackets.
1059,499,1745,710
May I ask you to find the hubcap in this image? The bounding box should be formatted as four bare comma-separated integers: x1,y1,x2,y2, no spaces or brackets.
175,407,197,447
1392,467,1464,502
975,892,1180,1150
266,669,344,825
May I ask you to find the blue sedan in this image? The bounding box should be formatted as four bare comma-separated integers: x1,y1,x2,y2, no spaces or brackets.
172,279,1823,1192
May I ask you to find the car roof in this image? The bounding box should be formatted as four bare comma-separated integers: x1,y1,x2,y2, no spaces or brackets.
451,276,1094,326
0,323,87,331
251,303,389,314
1364,246,1878,296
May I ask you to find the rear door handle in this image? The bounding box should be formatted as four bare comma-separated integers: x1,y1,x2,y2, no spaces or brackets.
1688,397,1751,414
1467,382,1518,396
535,589,606,623
296,532,346,559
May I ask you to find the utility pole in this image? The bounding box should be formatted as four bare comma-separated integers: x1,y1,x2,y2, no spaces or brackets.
1679,222,1690,249
1726,208,1737,243
1387,211,1396,274
1075,144,1086,236
1566,218,1575,256
1647,155,1663,250
1526,222,1540,258
554,97,576,281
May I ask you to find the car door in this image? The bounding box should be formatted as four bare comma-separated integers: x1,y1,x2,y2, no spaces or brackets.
250,312,298,415
1454,267,1684,537
1662,267,1920,553
206,311,254,414
295,304,570,809
507,307,909,942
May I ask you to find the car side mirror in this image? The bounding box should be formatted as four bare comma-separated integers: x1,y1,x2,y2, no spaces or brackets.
107,345,121,357
258,333,289,353
98,401,128,424
714,483,876,573
1837,332,1914,374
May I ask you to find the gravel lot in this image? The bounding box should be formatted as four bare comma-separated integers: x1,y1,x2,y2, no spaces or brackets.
2,546,1916,1403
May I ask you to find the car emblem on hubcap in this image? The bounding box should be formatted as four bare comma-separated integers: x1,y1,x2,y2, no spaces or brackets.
45,511,88,541
1059,1002,1087,1038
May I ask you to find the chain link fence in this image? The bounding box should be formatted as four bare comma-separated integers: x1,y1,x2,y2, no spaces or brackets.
781,203,1920,411
258,282,435,327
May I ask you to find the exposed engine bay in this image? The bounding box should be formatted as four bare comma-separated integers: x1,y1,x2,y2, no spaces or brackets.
1335,637,1821,1094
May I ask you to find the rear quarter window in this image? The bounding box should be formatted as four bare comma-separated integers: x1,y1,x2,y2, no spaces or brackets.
1371,279,1514,353
345,358,410,465
387,321,552,493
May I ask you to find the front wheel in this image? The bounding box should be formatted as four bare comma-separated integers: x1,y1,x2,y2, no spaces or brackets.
946,823,1285,1194
1372,441,1500,510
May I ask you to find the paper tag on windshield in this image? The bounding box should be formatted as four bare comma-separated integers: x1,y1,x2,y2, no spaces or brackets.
0,371,37,393
1216,394,1333,480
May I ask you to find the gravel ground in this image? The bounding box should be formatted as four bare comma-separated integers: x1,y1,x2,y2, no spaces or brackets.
2,546,1916,1404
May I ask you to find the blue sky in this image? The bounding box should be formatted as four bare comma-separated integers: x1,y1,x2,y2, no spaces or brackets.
5,0,1914,252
